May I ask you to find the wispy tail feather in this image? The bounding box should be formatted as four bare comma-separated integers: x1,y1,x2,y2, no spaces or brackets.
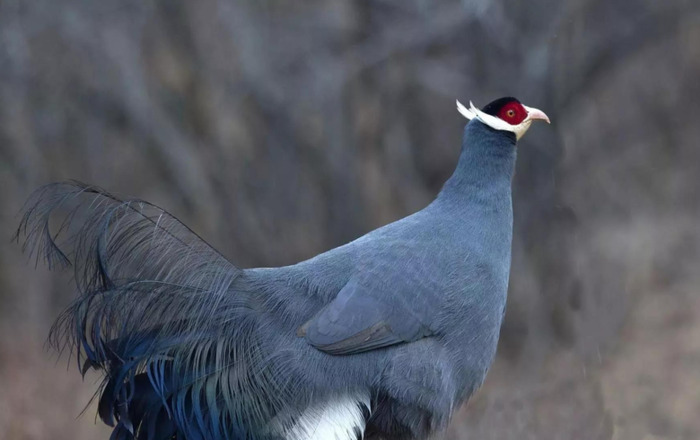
16,182,291,439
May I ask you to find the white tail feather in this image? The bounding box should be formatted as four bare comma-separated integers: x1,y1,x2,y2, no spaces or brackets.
271,392,370,440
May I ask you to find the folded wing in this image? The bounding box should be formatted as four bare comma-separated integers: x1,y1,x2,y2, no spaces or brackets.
300,278,433,355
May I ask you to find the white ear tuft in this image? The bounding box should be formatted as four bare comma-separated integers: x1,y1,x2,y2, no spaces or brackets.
468,101,513,132
469,101,480,115
456,99,475,120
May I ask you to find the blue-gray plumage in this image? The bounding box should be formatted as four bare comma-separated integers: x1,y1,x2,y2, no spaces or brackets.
16,97,549,440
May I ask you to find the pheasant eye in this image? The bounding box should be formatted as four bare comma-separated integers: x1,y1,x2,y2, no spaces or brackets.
495,101,527,125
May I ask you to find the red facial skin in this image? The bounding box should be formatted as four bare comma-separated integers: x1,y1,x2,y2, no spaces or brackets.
496,101,528,125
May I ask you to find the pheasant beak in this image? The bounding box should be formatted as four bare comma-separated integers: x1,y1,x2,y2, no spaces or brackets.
523,106,550,124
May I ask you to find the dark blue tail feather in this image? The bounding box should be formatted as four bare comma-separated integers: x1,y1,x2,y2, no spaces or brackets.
16,182,296,440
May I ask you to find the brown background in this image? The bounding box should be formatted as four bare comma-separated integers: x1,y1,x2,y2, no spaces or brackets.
1,0,699,439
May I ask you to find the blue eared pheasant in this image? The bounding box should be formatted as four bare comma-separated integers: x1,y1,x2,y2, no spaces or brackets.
17,97,549,440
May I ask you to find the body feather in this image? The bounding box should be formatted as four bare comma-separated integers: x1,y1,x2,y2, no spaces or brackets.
17,119,518,440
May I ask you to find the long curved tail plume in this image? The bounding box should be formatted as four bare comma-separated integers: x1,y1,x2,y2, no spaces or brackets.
15,182,290,440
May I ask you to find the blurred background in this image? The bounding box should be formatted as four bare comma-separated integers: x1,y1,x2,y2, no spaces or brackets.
1,0,699,439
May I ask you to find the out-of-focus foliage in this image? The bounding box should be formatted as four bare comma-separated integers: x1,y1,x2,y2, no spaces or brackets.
1,0,699,439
